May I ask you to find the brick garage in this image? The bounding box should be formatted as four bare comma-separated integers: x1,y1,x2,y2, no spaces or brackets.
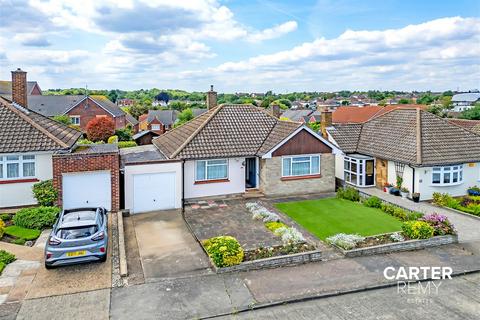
53,145,120,211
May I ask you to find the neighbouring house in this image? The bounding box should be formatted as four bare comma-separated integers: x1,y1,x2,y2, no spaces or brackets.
0,73,42,97
447,119,480,135
138,108,207,134
0,94,82,208
117,98,136,107
125,113,139,133
332,105,427,124
281,109,314,122
2,69,127,130
132,130,159,145
327,108,480,201
451,93,480,112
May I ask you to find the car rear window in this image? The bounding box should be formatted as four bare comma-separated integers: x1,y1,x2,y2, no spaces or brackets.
56,226,98,239
62,211,97,223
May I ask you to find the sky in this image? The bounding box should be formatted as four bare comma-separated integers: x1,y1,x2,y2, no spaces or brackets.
0,0,479,93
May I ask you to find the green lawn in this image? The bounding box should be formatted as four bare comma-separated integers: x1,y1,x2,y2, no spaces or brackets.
275,198,402,240
4,226,41,241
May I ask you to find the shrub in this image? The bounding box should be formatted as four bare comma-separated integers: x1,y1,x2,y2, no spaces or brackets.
247,204,280,222
432,192,460,209
392,207,407,220
13,206,59,230
4,226,41,241
52,114,72,125
202,236,244,267
465,203,480,216
326,233,365,250
264,221,287,234
406,211,424,221
0,214,11,221
336,187,360,202
402,221,434,239
421,213,455,235
276,227,306,245
0,220,4,238
381,203,396,215
107,135,119,144
12,238,26,245
0,250,16,265
77,138,94,145
396,176,403,189
115,127,133,141
363,196,382,208
32,180,58,206
390,232,405,242
86,117,115,142
118,141,138,149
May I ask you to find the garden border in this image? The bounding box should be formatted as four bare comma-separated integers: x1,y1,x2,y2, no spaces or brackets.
334,234,458,257
430,203,480,221
357,190,420,214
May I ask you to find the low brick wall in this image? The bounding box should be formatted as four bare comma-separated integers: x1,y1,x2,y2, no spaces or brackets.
213,250,323,274
339,235,458,258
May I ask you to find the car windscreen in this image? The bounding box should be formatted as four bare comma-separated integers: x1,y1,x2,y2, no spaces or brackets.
56,225,98,240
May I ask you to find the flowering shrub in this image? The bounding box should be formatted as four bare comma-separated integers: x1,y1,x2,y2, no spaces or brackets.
390,232,405,242
277,227,306,245
32,180,58,206
401,221,434,239
421,213,455,235
202,236,244,267
264,221,287,233
326,233,365,250
246,203,280,222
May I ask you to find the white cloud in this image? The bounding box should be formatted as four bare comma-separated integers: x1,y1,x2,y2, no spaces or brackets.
247,21,298,43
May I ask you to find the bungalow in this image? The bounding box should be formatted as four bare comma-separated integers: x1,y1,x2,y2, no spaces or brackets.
0,95,81,208
138,108,207,135
327,108,480,201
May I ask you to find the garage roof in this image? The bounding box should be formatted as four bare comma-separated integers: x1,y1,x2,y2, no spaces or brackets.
120,145,167,167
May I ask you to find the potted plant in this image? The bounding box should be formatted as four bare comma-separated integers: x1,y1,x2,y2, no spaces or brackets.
412,192,420,203
467,186,480,196
400,187,409,199
390,187,400,196
384,183,393,193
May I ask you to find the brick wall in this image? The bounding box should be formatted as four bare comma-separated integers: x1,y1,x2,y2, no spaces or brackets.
52,152,120,211
11,69,27,107
259,154,335,197
67,97,125,130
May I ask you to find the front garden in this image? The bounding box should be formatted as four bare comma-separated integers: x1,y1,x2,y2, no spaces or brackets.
433,188,480,217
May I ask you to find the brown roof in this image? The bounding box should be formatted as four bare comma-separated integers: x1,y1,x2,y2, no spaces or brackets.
447,119,480,135
332,105,427,124
0,97,81,153
329,108,480,166
153,104,301,159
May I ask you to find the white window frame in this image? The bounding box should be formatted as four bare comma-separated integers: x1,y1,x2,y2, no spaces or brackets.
0,155,36,180
431,165,464,186
151,124,161,131
195,159,229,181
70,116,80,125
281,154,320,177
343,156,375,187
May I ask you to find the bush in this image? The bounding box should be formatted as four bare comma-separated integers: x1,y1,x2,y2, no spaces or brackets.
363,196,382,208
0,214,11,221
107,135,118,144
380,203,396,215
12,238,26,245
13,206,59,230
115,127,133,141
0,220,5,238
77,138,94,144
432,192,460,209
86,117,115,142
264,221,287,234
246,203,280,222
326,233,365,250
390,232,405,242
4,226,41,240
392,207,407,220
118,141,137,148
421,213,455,235
0,250,16,265
278,227,306,245
406,211,424,221
402,221,434,239
336,187,360,202
32,180,58,206
202,236,244,268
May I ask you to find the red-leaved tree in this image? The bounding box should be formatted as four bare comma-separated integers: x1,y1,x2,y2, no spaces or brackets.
86,117,115,142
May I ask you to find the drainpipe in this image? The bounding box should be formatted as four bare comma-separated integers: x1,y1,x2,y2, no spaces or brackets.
409,165,415,194
181,160,185,209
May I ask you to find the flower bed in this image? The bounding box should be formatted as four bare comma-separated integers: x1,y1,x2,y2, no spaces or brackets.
433,192,480,217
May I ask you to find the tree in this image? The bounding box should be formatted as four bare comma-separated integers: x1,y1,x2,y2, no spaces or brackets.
86,117,115,142
260,97,274,108
52,114,72,125
427,105,447,117
417,94,435,105
174,108,194,127
460,105,480,120
398,98,411,104
128,103,149,119
308,122,320,132
441,96,452,109
108,90,119,103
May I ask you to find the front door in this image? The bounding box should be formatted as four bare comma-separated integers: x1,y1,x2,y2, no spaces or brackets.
365,159,375,186
375,158,387,188
245,158,257,188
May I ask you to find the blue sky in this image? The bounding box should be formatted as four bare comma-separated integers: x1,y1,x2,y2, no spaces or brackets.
0,0,479,92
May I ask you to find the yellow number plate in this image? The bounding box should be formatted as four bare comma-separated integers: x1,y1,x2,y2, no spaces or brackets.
66,250,86,257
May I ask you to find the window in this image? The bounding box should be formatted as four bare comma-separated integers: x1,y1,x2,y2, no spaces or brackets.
151,124,161,131
70,116,80,125
282,155,320,177
432,165,463,186
0,155,35,180
196,159,228,181
343,156,375,187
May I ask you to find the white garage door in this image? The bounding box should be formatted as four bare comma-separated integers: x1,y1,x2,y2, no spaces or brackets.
63,171,111,210
133,172,176,214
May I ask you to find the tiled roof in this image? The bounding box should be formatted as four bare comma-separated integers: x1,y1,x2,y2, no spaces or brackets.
0,97,82,153
447,119,480,135
329,108,480,166
0,81,39,95
281,109,313,122
125,113,139,126
153,104,301,159
452,93,480,102
332,105,427,124
145,110,179,125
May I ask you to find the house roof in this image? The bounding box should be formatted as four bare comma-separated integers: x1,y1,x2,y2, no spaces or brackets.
120,144,167,168
281,109,313,121
452,93,480,102
125,113,139,126
0,81,40,95
132,130,160,140
145,110,179,125
332,105,427,124
328,108,480,166
0,97,82,153
447,119,480,135
153,104,302,159
27,95,125,117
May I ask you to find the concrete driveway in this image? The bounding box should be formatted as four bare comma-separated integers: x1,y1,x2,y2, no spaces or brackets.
131,210,210,280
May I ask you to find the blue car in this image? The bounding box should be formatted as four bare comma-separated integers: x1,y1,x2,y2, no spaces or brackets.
45,207,108,268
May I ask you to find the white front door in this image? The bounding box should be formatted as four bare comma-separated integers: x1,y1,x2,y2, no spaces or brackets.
62,171,112,210
133,172,176,213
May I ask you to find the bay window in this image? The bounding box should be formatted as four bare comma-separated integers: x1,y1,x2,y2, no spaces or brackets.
344,155,375,187
0,155,36,180
196,159,228,181
432,165,463,185
282,155,320,177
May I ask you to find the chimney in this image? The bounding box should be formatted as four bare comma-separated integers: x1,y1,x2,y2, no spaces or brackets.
320,106,332,138
271,104,281,118
11,68,28,107
206,85,217,109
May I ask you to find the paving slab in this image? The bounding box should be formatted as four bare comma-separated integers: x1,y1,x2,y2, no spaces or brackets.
132,210,210,280
17,289,110,320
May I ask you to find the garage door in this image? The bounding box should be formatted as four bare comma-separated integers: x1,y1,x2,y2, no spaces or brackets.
133,172,176,213
63,171,111,210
